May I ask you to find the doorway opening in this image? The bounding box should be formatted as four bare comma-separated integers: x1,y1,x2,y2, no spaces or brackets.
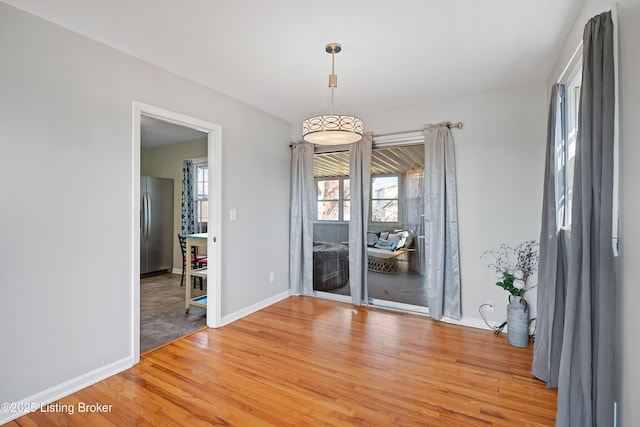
132,102,222,363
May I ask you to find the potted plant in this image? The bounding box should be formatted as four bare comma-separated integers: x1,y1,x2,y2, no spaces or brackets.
482,240,539,347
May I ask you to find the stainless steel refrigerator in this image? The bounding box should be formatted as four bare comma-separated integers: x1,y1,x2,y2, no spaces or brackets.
140,176,174,275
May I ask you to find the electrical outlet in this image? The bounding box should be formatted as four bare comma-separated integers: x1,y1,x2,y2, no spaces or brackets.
486,299,495,312
269,272,275,283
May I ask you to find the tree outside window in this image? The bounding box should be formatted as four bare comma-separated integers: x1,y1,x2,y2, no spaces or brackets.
316,178,349,221
371,176,399,222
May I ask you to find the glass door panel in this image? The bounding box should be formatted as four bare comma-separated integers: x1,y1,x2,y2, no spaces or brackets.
312,151,350,299
367,144,427,312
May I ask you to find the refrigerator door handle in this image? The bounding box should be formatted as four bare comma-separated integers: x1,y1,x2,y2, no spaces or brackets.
146,192,151,241
142,192,150,241
141,192,146,238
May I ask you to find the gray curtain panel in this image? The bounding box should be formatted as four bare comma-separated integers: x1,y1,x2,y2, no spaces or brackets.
423,123,461,320
289,142,315,296
181,160,196,235
404,169,425,276
556,11,615,427
348,133,372,305
532,84,566,387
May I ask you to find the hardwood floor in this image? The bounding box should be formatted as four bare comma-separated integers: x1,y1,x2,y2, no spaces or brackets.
10,297,557,426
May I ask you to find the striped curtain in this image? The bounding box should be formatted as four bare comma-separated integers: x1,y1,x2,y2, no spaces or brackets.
181,160,196,235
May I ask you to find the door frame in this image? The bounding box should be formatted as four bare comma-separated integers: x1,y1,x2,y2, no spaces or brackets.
132,101,222,364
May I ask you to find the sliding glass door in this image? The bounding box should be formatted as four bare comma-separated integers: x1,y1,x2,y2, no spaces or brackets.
366,143,427,312
311,149,351,299
309,142,427,312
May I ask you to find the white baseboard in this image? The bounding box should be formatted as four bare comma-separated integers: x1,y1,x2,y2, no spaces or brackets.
304,293,501,333
221,290,292,326
0,356,133,425
172,268,182,275
367,304,499,332
440,315,498,331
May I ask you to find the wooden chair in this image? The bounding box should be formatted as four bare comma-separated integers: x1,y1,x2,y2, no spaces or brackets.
178,234,207,289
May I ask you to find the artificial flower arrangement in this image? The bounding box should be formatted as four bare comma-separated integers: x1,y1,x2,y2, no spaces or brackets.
482,240,539,297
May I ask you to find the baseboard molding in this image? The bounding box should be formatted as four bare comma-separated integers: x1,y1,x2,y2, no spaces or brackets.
440,315,498,331
309,294,499,333
0,356,133,425
172,268,182,275
221,290,292,326
365,304,498,332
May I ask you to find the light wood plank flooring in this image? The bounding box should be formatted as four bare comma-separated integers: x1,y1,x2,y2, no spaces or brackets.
10,297,557,426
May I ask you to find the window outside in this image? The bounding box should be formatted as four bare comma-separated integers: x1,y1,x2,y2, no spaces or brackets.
317,178,350,221
563,71,581,228
371,176,399,222
195,163,208,232
557,64,582,229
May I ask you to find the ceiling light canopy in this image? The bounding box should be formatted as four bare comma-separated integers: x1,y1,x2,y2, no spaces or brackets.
302,43,363,145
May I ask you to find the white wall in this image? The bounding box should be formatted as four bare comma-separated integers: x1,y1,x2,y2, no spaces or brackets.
616,2,640,424
361,83,548,324
0,1,291,416
547,1,640,425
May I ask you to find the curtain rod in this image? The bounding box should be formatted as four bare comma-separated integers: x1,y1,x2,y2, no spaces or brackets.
373,121,463,138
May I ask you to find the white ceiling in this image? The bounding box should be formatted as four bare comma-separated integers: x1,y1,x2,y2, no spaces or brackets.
140,115,206,148
4,0,583,129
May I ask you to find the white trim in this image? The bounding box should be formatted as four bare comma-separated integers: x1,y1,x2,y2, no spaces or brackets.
314,292,504,332
365,300,500,331
207,117,223,329
131,107,141,365
440,315,501,331
310,290,352,304
132,101,223,364
221,290,292,326
190,156,207,164
368,298,429,315
0,357,132,425
373,131,424,147
557,42,583,84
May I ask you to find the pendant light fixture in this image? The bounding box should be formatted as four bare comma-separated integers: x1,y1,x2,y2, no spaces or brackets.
302,43,364,145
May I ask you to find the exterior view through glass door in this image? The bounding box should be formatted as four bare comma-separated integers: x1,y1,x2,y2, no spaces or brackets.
312,149,351,299
366,143,427,312
310,143,426,312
